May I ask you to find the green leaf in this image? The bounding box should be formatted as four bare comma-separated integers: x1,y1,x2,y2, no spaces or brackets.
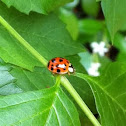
64,0,79,9
1,0,72,14
76,62,126,126
120,23,126,31
79,19,104,35
114,33,126,53
0,59,54,95
0,58,54,95
0,86,80,126
80,116,94,126
114,33,126,62
0,63,22,95
10,67,55,91
82,0,100,17
101,0,126,41
0,2,84,70
59,8,79,40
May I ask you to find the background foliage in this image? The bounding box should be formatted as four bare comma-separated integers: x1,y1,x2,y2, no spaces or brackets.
0,0,126,126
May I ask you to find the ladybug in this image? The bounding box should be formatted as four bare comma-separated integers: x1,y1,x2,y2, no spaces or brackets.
47,57,75,75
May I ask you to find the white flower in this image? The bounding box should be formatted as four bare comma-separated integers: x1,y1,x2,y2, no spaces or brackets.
87,62,101,76
91,41,108,56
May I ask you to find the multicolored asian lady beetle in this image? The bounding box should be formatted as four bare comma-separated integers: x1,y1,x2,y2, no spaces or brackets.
47,57,75,75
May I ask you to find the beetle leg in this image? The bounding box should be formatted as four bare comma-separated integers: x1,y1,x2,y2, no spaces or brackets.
68,71,70,75
52,73,56,76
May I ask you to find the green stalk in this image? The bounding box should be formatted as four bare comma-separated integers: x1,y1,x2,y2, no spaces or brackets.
0,16,47,67
0,15,101,126
61,76,101,126
55,75,61,87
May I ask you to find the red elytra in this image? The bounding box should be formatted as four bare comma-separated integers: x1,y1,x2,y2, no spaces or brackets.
47,57,74,75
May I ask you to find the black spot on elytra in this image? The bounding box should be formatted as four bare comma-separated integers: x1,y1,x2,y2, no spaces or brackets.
51,64,54,66
56,64,59,67
51,58,55,63
64,64,66,66
59,59,63,62
51,67,53,71
57,69,60,73
63,68,66,70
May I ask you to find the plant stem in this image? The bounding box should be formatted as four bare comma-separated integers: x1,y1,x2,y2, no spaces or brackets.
61,76,101,126
0,15,100,126
55,75,61,87
0,16,47,67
